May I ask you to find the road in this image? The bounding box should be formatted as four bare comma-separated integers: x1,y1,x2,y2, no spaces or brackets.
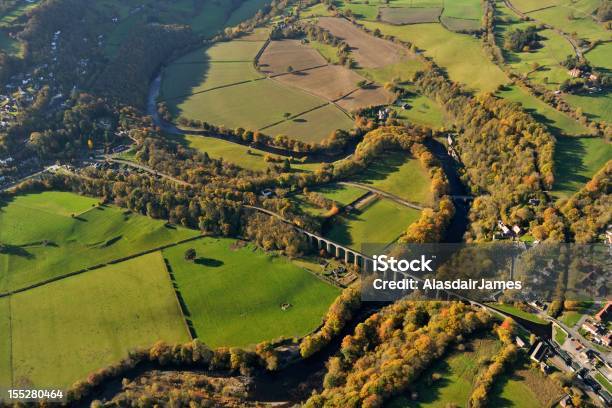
339,181,425,210
0,168,49,192
106,158,192,187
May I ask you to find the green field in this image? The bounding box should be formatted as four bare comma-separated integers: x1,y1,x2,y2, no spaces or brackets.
585,42,612,69
9,252,190,388
554,325,568,345
490,303,548,324
380,7,442,25
161,62,264,100
497,85,589,136
327,197,421,254
292,183,368,216
170,79,327,131
300,3,332,18
263,104,354,143
440,0,482,31
388,337,500,407
358,57,425,84
564,93,612,123
490,363,564,407
360,21,508,93
164,239,340,348
309,40,341,64
0,297,10,387
0,191,199,292
559,310,583,327
526,2,609,43
315,184,368,205
175,133,321,173
441,0,482,20
352,152,433,205
338,1,379,20
552,136,612,199
494,2,575,91
393,93,446,127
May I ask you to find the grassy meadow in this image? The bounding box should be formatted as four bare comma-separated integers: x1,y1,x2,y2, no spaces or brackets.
392,92,446,128
352,152,434,205
161,62,264,100
169,79,327,130
327,197,421,254
490,362,565,407
0,297,10,387
175,133,322,173
263,104,354,143
9,252,190,388
0,191,199,292
360,20,508,93
164,239,340,348
552,136,612,199
292,183,368,217
388,337,501,407
497,85,589,137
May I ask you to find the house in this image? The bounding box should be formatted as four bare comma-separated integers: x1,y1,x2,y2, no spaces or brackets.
530,341,548,362
568,68,582,78
582,321,598,336
498,221,511,236
559,395,573,407
447,134,454,146
261,188,274,198
512,225,522,236
595,301,612,322
589,73,599,81
515,336,526,348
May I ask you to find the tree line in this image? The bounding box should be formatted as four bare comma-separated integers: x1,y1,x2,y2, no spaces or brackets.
415,69,555,241
304,300,493,407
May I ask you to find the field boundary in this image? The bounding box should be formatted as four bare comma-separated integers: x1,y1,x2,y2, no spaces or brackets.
253,37,271,66
161,256,196,341
158,76,267,103
258,99,331,130
267,63,329,78
7,295,14,388
0,235,206,298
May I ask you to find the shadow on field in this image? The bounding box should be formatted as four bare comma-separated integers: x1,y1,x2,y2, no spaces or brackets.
353,152,408,184
0,244,34,259
194,257,224,267
553,137,588,191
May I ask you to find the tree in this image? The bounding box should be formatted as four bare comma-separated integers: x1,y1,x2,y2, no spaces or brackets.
184,248,196,261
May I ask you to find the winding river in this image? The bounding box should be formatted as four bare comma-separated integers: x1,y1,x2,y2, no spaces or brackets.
81,75,476,406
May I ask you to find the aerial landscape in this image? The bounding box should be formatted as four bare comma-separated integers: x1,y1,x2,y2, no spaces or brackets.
0,0,610,406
